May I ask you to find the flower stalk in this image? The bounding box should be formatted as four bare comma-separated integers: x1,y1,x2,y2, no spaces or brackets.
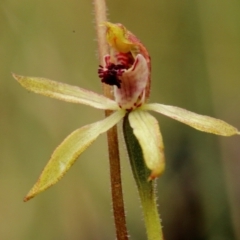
93,0,129,239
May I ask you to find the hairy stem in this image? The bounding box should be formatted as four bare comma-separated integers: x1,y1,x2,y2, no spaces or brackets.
93,1,129,239
123,115,164,240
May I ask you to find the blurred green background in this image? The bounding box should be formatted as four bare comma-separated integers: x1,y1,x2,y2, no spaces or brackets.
1,0,240,239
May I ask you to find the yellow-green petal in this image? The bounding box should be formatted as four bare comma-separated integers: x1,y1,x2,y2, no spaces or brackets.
24,109,126,201
144,103,240,136
13,74,119,110
128,110,165,180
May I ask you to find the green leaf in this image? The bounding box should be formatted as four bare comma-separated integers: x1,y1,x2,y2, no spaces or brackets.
145,103,240,136
123,115,164,240
13,74,119,110
24,110,125,201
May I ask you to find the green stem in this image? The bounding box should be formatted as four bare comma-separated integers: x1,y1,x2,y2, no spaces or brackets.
123,115,164,240
93,1,129,239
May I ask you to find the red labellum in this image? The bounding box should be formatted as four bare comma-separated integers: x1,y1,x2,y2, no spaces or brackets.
98,22,151,110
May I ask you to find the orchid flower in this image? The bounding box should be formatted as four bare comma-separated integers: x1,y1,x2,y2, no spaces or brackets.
13,22,239,202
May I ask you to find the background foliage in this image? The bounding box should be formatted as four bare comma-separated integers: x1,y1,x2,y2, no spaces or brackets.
1,0,240,239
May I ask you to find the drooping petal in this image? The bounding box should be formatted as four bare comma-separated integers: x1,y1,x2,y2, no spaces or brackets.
128,110,165,180
24,109,126,201
144,103,240,136
114,54,149,110
13,74,119,110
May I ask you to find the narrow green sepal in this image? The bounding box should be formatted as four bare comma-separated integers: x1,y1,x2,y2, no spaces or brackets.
123,115,163,240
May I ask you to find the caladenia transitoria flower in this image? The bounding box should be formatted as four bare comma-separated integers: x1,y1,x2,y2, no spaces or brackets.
13,22,239,212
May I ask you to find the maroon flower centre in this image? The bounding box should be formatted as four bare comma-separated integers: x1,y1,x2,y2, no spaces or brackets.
98,63,126,88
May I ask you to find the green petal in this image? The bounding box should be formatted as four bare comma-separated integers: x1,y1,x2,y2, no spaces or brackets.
128,110,165,180
144,103,240,136
13,74,119,110
24,110,125,201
